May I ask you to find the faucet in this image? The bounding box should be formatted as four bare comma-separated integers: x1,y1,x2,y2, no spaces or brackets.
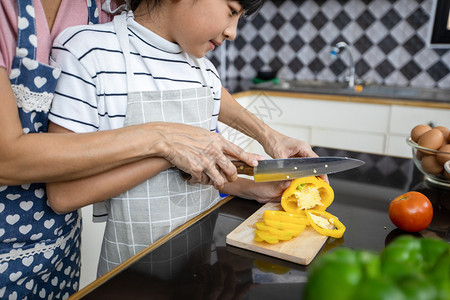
330,41,355,88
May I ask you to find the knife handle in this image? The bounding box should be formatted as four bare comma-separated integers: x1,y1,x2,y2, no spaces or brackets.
232,161,255,176
179,161,254,181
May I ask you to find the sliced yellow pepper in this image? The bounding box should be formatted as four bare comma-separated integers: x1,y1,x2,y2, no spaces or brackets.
263,210,309,225
281,176,334,214
255,222,295,240
254,230,280,244
306,209,346,238
263,219,307,233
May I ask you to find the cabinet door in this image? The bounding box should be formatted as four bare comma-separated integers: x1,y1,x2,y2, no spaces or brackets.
387,135,413,158
258,96,390,134
311,128,386,154
389,106,450,134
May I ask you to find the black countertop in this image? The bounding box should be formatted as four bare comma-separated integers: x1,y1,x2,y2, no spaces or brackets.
76,148,450,300
225,79,450,105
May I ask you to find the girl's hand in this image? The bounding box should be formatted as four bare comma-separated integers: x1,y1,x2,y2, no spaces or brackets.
262,131,329,183
265,132,316,160
246,180,291,204
221,178,291,204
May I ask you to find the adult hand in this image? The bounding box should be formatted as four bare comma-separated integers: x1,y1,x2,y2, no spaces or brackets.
158,123,261,190
262,131,329,183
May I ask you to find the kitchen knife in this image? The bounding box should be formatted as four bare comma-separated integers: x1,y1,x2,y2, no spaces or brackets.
233,156,365,182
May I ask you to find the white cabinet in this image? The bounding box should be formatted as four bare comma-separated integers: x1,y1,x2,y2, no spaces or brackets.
219,92,450,158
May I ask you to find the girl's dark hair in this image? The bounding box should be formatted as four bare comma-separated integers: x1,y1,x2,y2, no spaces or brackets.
128,0,264,17
128,0,150,11
240,0,264,17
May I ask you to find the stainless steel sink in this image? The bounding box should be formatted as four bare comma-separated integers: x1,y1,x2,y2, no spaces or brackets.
253,80,450,103
357,85,418,97
278,80,349,90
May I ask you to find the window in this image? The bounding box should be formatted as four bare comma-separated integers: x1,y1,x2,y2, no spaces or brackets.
429,0,450,47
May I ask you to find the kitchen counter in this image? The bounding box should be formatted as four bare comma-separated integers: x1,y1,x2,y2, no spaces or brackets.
225,79,450,109
70,147,450,300
254,80,450,104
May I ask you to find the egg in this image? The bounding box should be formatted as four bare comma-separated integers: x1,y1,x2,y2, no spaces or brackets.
411,124,431,142
434,126,449,146
416,150,424,160
421,155,443,175
418,129,444,150
437,144,450,165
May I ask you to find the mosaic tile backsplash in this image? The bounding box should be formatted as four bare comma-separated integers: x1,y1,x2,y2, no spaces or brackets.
208,0,450,89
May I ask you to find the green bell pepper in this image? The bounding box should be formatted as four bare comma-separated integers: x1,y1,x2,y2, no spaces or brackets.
304,236,449,300
303,248,380,300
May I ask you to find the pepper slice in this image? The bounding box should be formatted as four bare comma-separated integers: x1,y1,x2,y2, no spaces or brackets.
264,219,307,232
255,222,296,240
263,210,309,225
281,177,334,214
254,229,280,244
306,209,346,238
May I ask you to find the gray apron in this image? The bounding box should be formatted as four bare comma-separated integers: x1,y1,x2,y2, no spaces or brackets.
97,13,221,276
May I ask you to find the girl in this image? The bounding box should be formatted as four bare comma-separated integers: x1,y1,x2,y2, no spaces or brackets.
46,0,323,277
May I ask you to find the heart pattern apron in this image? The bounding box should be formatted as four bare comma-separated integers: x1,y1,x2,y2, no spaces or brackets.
97,14,221,276
0,1,98,299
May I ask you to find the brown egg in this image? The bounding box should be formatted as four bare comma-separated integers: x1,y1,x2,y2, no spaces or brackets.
421,155,443,175
415,150,424,160
411,124,431,142
437,144,450,165
418,129,444,150
434,126,449,146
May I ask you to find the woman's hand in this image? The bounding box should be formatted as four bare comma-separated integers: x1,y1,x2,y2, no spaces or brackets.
156,123,261,190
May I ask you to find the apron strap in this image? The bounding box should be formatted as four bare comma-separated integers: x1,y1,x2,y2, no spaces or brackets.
87,0,100,25
114,12,138,93
16,0,36,59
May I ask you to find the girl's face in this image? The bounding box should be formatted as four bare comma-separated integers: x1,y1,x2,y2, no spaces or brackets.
166,0,244,58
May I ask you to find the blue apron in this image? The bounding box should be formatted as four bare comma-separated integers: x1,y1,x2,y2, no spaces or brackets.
0,1,98,299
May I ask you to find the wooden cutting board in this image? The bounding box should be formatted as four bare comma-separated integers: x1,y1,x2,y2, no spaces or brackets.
226,202,329,265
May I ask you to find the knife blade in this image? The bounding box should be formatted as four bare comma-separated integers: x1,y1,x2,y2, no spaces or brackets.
233,156,365,182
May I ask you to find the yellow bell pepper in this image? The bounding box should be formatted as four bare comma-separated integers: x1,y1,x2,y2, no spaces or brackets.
281,176,334,214
306,209,346,238
254,230,281,244
263,210,309,225
254,210,308,244
255,222,295,240
263,219,307,233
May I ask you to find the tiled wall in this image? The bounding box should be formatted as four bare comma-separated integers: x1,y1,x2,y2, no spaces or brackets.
208,0,450,89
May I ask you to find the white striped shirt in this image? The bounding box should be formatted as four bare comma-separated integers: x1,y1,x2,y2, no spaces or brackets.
49,13,222,134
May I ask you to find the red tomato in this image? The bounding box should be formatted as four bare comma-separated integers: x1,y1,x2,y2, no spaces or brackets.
388,191,433,232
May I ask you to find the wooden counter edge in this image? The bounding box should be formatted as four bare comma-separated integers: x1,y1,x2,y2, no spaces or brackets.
232,90,450,109
69,195,235,299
